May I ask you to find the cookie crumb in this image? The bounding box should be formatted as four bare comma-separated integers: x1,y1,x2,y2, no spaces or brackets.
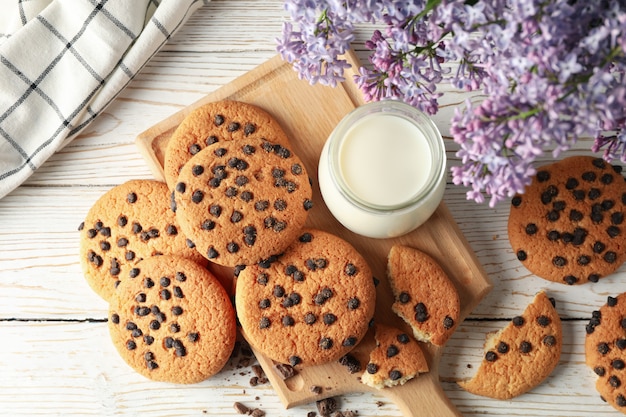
375,401,384,407
338,354,361,374
274,363,296,380
316,397,338,416
250,409,266,417
310,385,323,395
251,364,265,378
233,402,249,415
307,412,317,417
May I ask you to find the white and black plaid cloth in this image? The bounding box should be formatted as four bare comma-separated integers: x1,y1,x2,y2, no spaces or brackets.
0,0,208,199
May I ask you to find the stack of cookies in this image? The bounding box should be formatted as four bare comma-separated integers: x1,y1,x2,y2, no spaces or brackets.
78,100,378,383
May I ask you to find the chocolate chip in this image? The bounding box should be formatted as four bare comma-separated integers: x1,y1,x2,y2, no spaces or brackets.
598,342,610,355
613,359,625,370
610,375,621,388
577,255,591,265
126,192,138,204
304,313,317,325
617,339,626,350
338,353,361,373
254,273,268,286
547,230,560,241
149,320,161,330
191,190,204,203
126,340,137,350
343,336,357,347
344,263,357,276
398,292,411,304
608,296,619,307
519,341,532,353
601,173,614,184
323,313,337,325
537,170,550,182
230,211,243,223
537,315,551,327
525,223,538,235
511,196,522,207
564,275,579,285
602,199,615,210
282,316,295,327
607,226,621,238
565,177,579,189
389,370,403,381
443,316,455,329
512,316,525,326
497,341,509,354
485,351,497,362
617,395,626,407
517,250,527,261
191,165,205,176
201,220,216,230
160,289,171,300
172,306,183,316
207,246,219,259
227,122,240,132
110,313,120,324
274,199,287,211
347,298,360,310
612,212,624,225
552,256,567,267
594,366,606,376
414,302,428,323
255,200,269,211
144,335,154,345
588,188,601,200
366,363,379,374
189,144,202,155
299,232,313,242
546,210,560,221
240,191,253,202
209,205,222,217
259,317,271,329
604,251,617,263
319,337,333,350
569,210,583,222
593,241,606,253
582,171,597,182
387,345,399,358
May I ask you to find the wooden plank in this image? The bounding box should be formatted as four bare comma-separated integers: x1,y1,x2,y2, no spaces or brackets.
0,320,611,417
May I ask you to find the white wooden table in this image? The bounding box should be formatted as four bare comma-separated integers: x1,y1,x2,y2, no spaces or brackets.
1,1,622,416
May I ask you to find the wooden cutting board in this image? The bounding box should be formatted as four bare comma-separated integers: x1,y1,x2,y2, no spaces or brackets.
136,50,492,416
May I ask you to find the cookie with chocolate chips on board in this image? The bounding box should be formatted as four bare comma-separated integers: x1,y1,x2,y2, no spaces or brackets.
387,244,460,346
173,136,313,267
508,156,626,285
235,229,376,368
361,324,429,389
79,180,206,301
458,291,562,399
163,100,291,190
585,292,626,413
108,255,236,384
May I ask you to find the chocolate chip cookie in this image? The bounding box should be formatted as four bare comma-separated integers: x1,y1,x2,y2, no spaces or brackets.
235,229,376,367
173,137,313,267
163,100,291,189
508,156,626,284
108,255,236,383
79,180,206,301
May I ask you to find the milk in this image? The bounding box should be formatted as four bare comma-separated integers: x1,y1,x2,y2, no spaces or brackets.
338,113,431,207
318,101,446,239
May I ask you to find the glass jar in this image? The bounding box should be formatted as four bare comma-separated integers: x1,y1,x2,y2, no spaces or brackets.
318,100,446,239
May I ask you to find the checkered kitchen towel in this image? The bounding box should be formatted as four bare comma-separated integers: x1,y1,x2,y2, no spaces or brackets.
0,0,208,199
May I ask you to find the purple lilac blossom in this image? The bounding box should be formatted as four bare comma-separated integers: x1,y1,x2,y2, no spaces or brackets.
278,0,626,205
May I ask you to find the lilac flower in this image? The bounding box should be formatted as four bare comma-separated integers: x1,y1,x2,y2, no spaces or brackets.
279,0,626,206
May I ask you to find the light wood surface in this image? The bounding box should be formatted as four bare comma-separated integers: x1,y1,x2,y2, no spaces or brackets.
1,2,624,416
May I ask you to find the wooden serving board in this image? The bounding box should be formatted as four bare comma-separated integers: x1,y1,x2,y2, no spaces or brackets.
136,51,492,416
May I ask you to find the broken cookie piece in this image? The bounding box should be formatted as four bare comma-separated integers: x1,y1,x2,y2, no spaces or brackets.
361,323,428,389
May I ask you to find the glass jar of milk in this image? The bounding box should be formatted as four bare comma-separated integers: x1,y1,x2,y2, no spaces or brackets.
318,100,446,239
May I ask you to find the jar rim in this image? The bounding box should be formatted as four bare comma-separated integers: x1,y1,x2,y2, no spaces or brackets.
326,100,446,213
